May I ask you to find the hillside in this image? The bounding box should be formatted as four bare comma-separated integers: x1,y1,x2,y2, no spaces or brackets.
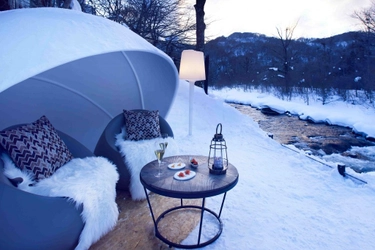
204,31,375,98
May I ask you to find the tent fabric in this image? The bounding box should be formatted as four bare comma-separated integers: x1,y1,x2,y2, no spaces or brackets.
0,8,178,151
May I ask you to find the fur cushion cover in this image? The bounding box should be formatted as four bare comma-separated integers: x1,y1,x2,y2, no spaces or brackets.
115,129,179,200
2,153,119,250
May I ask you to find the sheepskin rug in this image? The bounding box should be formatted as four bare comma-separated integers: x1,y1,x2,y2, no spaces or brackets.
2,154,119,250
115,130,179,200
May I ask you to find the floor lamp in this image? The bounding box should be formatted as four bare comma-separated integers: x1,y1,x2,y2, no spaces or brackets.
179,50,206,136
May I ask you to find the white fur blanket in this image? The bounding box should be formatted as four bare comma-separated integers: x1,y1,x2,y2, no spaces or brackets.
2,154,119,250
115,130,179,200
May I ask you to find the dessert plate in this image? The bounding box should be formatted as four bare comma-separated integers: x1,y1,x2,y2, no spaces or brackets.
168,162,186,170
173,170,196,181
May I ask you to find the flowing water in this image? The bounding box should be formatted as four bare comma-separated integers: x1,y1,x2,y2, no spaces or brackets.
229,103,375,173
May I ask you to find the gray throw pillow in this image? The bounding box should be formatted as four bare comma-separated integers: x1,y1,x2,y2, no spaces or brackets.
0,116,73,180
123,110,161,141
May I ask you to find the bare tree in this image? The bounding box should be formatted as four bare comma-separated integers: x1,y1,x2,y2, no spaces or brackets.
274,23,298,99
0,0,10,10
353,3,375,33
353,3,375,102
4,0,28,8
89,0,196,58
3,0,76,9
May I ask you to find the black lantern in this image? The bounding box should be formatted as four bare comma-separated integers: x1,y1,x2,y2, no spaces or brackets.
208,123,228,175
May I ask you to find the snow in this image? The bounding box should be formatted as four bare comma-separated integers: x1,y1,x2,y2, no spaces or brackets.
2,8,375,249
167,82,375,249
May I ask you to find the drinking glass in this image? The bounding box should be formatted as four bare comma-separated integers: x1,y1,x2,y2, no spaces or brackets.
159,134,168,163
154,149,165,177
159,142,168,151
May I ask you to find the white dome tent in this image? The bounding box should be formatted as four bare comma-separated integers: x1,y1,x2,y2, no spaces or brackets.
0,8,178,151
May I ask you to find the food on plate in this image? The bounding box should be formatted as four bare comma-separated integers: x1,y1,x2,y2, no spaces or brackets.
177,163,182,166
190,158,198,165
178,172,185,177
174,169,196,180
171,164,175,168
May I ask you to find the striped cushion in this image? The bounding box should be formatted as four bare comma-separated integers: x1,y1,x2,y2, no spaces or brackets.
0,116,73,180
123,110,161,141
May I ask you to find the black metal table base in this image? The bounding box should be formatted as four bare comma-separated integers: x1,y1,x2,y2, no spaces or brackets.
144,187,227,249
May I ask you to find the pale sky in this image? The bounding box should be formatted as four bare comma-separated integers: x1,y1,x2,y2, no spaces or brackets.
191,0,374,39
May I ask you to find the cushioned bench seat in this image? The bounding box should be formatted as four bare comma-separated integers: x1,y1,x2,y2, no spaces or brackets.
94,111,174,190
0,128,92,250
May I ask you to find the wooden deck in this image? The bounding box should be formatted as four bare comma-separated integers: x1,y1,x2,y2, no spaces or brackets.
89,190,201,249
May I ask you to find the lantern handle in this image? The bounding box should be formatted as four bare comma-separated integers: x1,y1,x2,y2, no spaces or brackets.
216,123,222,135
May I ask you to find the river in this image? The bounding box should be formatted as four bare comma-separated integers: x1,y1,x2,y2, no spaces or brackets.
229,103,375,173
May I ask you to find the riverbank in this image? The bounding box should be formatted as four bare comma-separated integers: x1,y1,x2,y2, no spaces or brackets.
210,87,375,140
228,102,375,173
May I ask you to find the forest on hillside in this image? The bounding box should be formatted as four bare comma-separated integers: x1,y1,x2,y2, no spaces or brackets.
205,31,375,105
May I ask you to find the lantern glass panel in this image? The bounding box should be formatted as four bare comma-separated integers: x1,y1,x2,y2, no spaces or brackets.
208,123,228,172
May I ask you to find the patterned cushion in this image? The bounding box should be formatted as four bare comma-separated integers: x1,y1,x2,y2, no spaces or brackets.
123,110,161,141
0,116,73,180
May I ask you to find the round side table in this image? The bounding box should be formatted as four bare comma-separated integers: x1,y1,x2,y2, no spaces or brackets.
140,155,239,248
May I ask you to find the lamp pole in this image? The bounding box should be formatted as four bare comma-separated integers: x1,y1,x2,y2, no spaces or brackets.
188,80,195,135
179,50,206,136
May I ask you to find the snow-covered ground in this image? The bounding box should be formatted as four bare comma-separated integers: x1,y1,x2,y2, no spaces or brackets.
2,8,374,249
210,87,375,173
167,81,375,250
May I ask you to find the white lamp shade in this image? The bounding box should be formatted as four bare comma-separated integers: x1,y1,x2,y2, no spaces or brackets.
179,50,206,82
